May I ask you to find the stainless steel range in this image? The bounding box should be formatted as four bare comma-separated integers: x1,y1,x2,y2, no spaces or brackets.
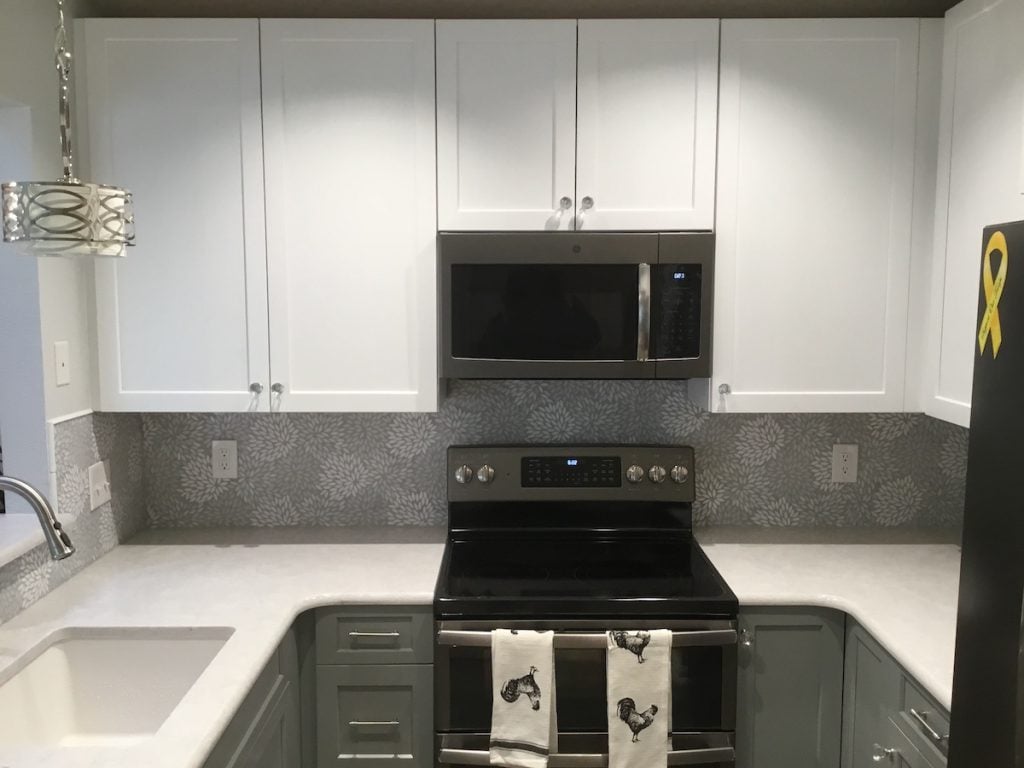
433,445,739,768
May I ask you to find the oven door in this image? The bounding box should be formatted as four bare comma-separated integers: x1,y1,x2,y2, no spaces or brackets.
434,620,737,766
439,232,657,379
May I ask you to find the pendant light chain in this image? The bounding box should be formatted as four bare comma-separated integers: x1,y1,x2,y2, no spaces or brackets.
55,0,75,184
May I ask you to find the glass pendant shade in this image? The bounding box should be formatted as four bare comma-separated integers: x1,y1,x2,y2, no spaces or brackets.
1,0,134,258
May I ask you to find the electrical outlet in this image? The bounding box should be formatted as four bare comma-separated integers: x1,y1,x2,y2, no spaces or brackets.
88,460,111,510
831,443,859,483
211,440,238,479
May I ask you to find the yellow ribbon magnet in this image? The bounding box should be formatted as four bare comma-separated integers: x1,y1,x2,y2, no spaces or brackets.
978,230,1008,358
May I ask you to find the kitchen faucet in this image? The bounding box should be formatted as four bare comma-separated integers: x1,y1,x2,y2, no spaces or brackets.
0,476,74,560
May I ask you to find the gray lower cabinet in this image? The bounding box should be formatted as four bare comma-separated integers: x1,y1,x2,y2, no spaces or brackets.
735,607,845,768
315,606,433,768
840,620,949,768
316,664,433,768
203,626,302,768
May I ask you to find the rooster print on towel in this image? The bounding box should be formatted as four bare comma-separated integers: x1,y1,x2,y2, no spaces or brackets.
610,630,651,663
616,698,659,742
501,666,543,711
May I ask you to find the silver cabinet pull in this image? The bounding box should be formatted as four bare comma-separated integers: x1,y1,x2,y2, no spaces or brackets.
249,382,263,395
558,196,573,211
438,746,734,767
637,263,651,362
349,720,400,728
872,744,895,762
909,709,948,744
270,382,284,395
349,631,401,639
580,196,594,210
738,629,752,648
436,629,737,649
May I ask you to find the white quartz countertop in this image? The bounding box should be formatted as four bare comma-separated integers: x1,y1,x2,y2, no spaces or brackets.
0,525,961,768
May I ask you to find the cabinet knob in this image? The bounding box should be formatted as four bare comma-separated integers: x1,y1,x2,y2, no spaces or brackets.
871,744,896,762
738,629,753,647
581,196,594,210
718,383,731,396
558,196,573,211
271,383,284,395
249,382,264,395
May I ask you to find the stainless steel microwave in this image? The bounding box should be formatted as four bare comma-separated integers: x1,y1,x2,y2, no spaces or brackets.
439,232,713,379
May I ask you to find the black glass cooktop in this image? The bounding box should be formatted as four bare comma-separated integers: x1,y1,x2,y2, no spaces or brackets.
434,535,737,619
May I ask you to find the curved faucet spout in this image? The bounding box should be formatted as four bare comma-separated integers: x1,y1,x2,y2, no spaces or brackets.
0,476,74,560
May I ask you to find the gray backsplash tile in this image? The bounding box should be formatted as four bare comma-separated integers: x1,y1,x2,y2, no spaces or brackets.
0,412,146,624
141,380,969,530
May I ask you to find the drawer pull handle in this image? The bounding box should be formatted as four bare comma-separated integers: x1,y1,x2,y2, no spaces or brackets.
909,708,948,744
436,629,737,649
349,720,400,728
349,631,401,639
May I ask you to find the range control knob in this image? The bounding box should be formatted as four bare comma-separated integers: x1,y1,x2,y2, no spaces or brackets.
454,464,474,485
476,464,495,484
648,465,667,484
625,464,645,484
670,465,690,484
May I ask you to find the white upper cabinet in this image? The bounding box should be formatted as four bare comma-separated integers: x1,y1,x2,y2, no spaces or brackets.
924,0,1024,427
81,20,270,412
260,20,438,412
436,21,578,231
712,19,922,413
575,20,719,231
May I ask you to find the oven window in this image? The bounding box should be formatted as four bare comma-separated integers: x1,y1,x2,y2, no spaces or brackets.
450,264,639,361
440,645,726,733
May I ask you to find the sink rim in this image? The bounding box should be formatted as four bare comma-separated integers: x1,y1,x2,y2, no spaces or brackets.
0,625,236,690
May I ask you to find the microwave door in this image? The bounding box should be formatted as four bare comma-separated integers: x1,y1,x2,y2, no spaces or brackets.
444,261,653,379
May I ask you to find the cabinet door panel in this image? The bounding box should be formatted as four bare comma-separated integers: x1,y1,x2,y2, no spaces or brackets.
261,20,437,412
736,608,844,768
925,0,1024,427
842,623,901,768
81,20,270,411
437,20,577,231
576,20,719,231
714,20,919,412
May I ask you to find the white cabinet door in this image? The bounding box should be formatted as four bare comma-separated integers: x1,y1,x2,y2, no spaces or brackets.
924,0,1024,427
261,20,438,412
575,19,719,231
81,20,270,412
713,19,920,412
436,20,577,231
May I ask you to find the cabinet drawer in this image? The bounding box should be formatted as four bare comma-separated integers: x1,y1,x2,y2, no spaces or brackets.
895,675,949,765
316,606,432,665
317,664,433,768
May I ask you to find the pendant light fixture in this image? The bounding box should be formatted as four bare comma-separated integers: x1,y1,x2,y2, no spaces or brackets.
1,0,134,257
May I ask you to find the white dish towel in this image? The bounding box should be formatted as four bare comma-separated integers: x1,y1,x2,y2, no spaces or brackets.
490,629,558,768
607,630,672,768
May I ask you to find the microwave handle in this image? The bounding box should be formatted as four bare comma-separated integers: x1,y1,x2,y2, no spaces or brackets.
637,263,651,362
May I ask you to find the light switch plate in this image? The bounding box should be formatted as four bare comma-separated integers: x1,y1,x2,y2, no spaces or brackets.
54,341,71,387
831,444,858,483
88,460,112,510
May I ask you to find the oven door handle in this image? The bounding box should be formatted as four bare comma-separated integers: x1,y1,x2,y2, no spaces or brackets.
438,746,735,767
435,629,737,649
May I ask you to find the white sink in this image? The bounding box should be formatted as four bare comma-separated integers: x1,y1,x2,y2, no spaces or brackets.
0,626,234,747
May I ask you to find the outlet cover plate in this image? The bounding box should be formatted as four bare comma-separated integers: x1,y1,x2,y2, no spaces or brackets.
831,444,858,483
88,460,112,510
211,440,238,479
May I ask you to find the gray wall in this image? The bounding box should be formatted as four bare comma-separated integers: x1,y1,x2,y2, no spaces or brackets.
142,380,968,529
0,412,146,624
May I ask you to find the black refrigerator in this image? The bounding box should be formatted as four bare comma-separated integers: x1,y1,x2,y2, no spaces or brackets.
949,219,1024,767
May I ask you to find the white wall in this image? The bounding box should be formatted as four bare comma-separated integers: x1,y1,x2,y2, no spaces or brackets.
0,0,98,420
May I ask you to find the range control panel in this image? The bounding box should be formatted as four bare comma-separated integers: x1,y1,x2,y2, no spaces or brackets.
447,445,695,503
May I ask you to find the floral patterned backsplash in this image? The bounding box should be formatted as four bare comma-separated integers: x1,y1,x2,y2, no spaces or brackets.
143,380,969,529
0,412,146,624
